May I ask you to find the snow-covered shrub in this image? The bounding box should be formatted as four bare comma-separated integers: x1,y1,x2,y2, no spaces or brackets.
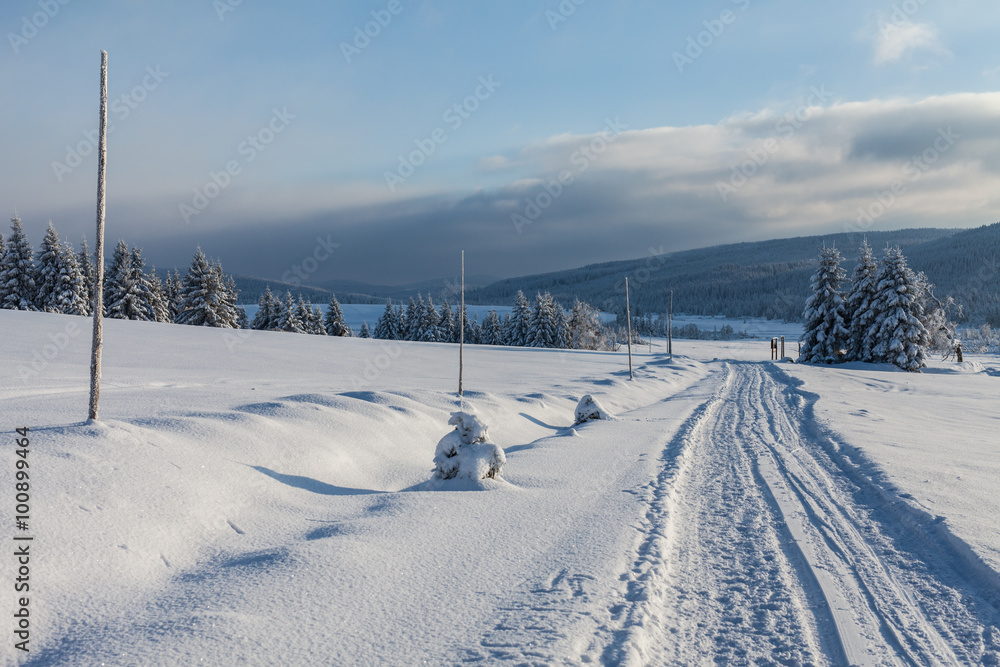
574,395,610,425
432,412,505,481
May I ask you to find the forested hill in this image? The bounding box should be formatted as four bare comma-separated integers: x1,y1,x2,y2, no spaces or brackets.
466,225,1000,324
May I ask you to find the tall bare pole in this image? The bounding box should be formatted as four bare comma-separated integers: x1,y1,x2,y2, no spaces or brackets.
458,250,464,398
668,289,673,359
88,51,108,422
625,277,633,380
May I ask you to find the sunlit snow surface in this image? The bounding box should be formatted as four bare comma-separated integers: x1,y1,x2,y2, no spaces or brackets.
2,311,999,665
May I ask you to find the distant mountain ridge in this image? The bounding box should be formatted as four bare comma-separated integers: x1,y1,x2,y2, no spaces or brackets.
235,224,1000,325
465,225,1000,324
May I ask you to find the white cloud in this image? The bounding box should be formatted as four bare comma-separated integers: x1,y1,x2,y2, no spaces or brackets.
873,20,950,65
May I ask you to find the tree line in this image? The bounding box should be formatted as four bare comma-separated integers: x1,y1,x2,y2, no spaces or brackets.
799,241,956,372
252,287,613,351
0,216,245,328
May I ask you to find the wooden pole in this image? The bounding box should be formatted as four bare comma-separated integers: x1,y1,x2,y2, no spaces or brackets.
625,277,633,380
458,250,464,398
88,50,108,422
668,289,673,358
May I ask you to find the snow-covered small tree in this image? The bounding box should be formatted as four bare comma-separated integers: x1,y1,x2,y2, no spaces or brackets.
844,240,879,362
507,290,532,346
0,215,38,311
432,411,505,481
373,299,400,340
912,270,958,355
359,321,371,338
323,293,348,336
867,246,929,372
799,246,849,364
574,395,611,425
163,269,182,322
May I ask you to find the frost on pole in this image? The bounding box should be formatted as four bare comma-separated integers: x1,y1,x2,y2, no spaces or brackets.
89,50,108,422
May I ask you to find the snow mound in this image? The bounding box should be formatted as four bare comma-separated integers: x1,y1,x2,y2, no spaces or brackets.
433,411,506,481
574,394,611,425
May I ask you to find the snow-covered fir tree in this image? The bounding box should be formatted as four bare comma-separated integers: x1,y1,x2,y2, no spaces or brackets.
104,241,157,321
403,297,420,341
438,301,456,343
145,263,172,323
467,311,482,344
568,299,605,350
323,293,348,336
799,246,849,364
77,237,94,311
163,269,183,322
912,270,957,354
252,287,278,330
553,301,570,349
844,240,879,362
34,222,65,312
867,246,929,372
481,309,504,346
235,306,250,330
274,291,304,333
419,296,440,342
529,292,559,348
508,290,532,346
175,248,239,327
359,321,371,338
373,300,401,340
34,223,88,315
0,215,38,311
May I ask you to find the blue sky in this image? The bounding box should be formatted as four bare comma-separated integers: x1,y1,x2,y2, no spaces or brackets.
3,0,1000,284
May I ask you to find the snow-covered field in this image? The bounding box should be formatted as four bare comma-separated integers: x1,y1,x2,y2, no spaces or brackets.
2,311,999,665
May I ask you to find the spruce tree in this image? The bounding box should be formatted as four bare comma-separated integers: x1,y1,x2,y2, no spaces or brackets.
274,291,304,333
553,300,570,349
438,301,456,343
403,297,419,341
799,247,849,364
236,306,250,330
0,215,38,310
529,292,558,348
508,290,532,347
77,237,94,313
146,266,171,323
481,309,504,346
867,247,928,372
34,222,64,312
252,287,275,330
844,240,879,362
419,295,440,342
359,321,371,338
373,299,399,340
323,293,348,336
164,269,183,322
175,248,238,327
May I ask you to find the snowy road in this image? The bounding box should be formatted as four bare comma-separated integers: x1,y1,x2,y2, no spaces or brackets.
599,362,1000,666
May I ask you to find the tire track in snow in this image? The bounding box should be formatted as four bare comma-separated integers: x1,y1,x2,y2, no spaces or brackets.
602,362,1000,666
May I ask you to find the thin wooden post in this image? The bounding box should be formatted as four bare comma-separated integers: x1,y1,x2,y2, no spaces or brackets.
625,277,633,380
458,250,464,397
88,50,108,422
667,289,673,358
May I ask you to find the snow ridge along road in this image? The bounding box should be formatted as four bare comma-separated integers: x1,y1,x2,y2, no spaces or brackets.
601,362,1000,666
